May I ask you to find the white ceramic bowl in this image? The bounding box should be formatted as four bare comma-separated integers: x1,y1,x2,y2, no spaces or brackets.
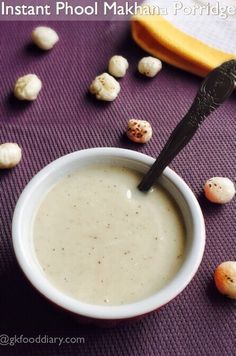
12,148,205,322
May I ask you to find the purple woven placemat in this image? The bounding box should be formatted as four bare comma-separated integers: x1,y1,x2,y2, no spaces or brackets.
0,19,235,356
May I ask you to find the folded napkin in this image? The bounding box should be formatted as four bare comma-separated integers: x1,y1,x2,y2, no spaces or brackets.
132,0,236,76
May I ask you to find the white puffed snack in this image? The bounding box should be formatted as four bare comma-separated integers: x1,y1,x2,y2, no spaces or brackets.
138,57,162,77
32,26,59,50
126,119,153,143
14,74,42,101
214,261,236,299
0,143,22,169
89,73,120,101
108,55,129,78
203,177,235,204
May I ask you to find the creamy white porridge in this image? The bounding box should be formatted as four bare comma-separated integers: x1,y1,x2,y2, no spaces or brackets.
33,165,185,305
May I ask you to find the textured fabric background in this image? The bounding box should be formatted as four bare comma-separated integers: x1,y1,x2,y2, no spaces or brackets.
0,19,235,356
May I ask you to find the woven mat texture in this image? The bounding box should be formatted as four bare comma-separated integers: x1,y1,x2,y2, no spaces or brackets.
0,18,235,356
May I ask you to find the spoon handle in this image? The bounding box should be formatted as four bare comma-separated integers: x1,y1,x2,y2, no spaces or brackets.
138,59,236,192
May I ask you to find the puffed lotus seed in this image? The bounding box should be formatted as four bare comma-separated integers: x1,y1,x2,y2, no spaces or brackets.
127,119,153,143
32,26,59,50
214,261,236,299
138,56,162,77
108,55,129,78
204,177,235,204
0,143,22,169
89,73,120,101
14,74,42,101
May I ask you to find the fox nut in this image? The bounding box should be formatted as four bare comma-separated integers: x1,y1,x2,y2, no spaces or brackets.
89,73,120,101
126,119,153,143
14,74,42,101
108,55,129,78
214,261,236,299
204,177,235,204
138,57,162,77
0,143,22,169
32,26,59,50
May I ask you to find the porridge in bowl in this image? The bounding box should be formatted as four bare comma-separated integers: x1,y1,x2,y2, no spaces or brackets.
33,164,186,306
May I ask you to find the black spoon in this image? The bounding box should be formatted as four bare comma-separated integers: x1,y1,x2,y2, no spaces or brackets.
138,59,236,192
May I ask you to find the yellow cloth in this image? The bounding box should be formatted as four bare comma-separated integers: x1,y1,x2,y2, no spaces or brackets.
132,9,236,77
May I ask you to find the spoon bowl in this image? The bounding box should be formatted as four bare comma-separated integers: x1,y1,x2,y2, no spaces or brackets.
139,59,236,191
12,147,205,324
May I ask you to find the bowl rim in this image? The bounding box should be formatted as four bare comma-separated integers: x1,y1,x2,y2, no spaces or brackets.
12,147,205,320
